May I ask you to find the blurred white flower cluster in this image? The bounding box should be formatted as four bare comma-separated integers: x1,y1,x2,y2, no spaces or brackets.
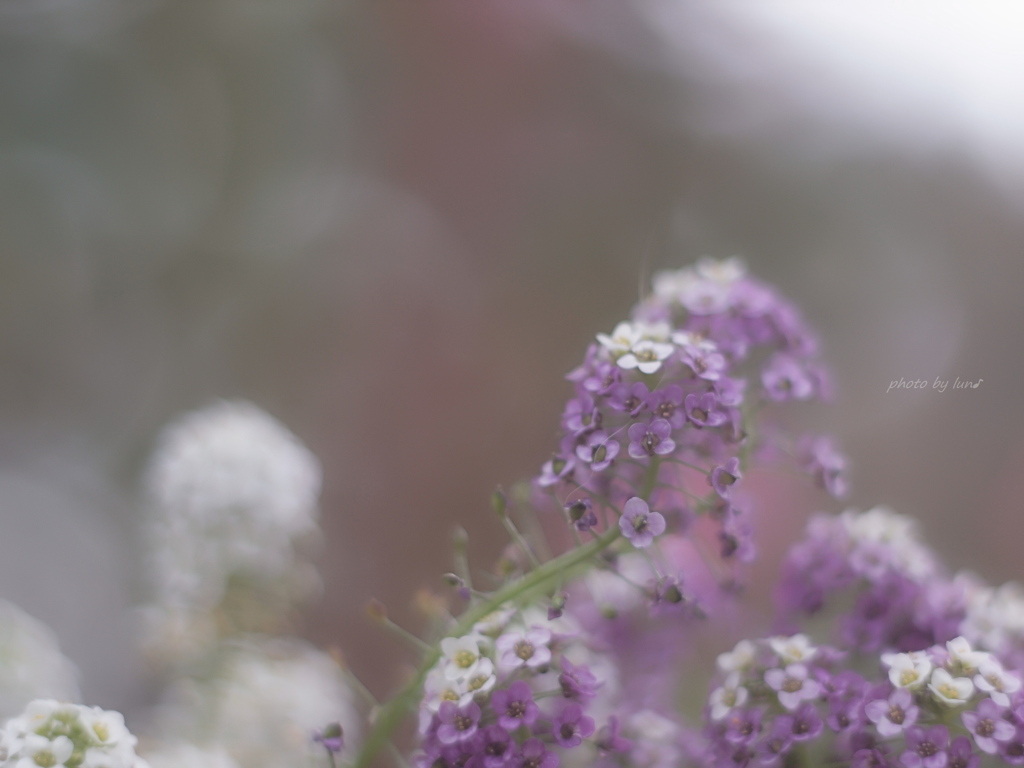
0,699,146,768
0,401,357,768
0,600,79,722
148,637,359,768
141,400,324,663
136,401,359,767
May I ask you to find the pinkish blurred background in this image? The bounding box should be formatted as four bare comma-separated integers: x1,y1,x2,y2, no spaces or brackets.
2,0,1024,718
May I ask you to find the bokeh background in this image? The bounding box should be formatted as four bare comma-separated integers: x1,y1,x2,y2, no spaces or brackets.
2,0,1024,722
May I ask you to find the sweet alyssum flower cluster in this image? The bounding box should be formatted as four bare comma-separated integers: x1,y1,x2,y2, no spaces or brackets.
4,258,1020,768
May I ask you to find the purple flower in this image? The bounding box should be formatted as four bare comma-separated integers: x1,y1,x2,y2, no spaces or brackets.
709,457,742,499
565,499,597,533
719,508,755,562
607,382,650,416
962,699,1015,754
618,497,666,549
724,708,762,745
569,354,620,396
562,395,602,436
538,437,578,487
680,340,726,381
575,431,619,472
764,664,821,711
515,738,559,768
715,376,746,408
490,681,540,732
553,703,595,748
480,725,515,768
313,723,345,754
762,354,816,402
799,435,849,498
559,658,600,701
684,392,728,428
596,716,631,755
865,688,919,738
901,725,950,768
827,692,865,733
651,575,698,616
756,716,794,765
1001,729,1024,765
646,385,686,429
852,748,893,768
627,419,676,459
947,737,980,768
437,701,482,745
788,703,823,742
431,740,484,768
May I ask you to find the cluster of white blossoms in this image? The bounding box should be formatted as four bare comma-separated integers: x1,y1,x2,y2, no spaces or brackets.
961,581,1024,657
0,700,147,768
142,401,323,660
650,256,747,315
148,638,359,768
837,505,940,581
882,636,1022,707
0,601,80,722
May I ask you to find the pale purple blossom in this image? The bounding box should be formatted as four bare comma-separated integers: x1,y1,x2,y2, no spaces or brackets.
865,688,919,738
901,725,950,768
709,458,742,499
552,703,595,748
627,419,676,459
962,699,1015,754
618,497,666,549
684,392,727,428
436,701,482,745
575,431,619,472
559,658,600,701
490,681,540,732
646,385,686,429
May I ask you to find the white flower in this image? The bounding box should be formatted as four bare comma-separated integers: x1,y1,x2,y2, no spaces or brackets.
422,668,465,722
717,640,756,673
840,507,938,581
650,260,743,315
625,710,681,768
81,707,133,749
0,601,80,721
944,637,991,675
961,581,1024,654
975,660,1021,707
471,607,515,637
928,668,974,706
148,637,360,768
882,651,933,690
708,673,748,721
142,401,323,661
18,733,74,768
769,634,817,665
652,268,700,303
596,322,674,374
695,256,746,284
1,701,142,768
459,660,496,707
764,664,821,711
440,636,487,681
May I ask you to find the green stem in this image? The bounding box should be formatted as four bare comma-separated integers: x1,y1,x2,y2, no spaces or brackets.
638,457,662,501
352,525,621,768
